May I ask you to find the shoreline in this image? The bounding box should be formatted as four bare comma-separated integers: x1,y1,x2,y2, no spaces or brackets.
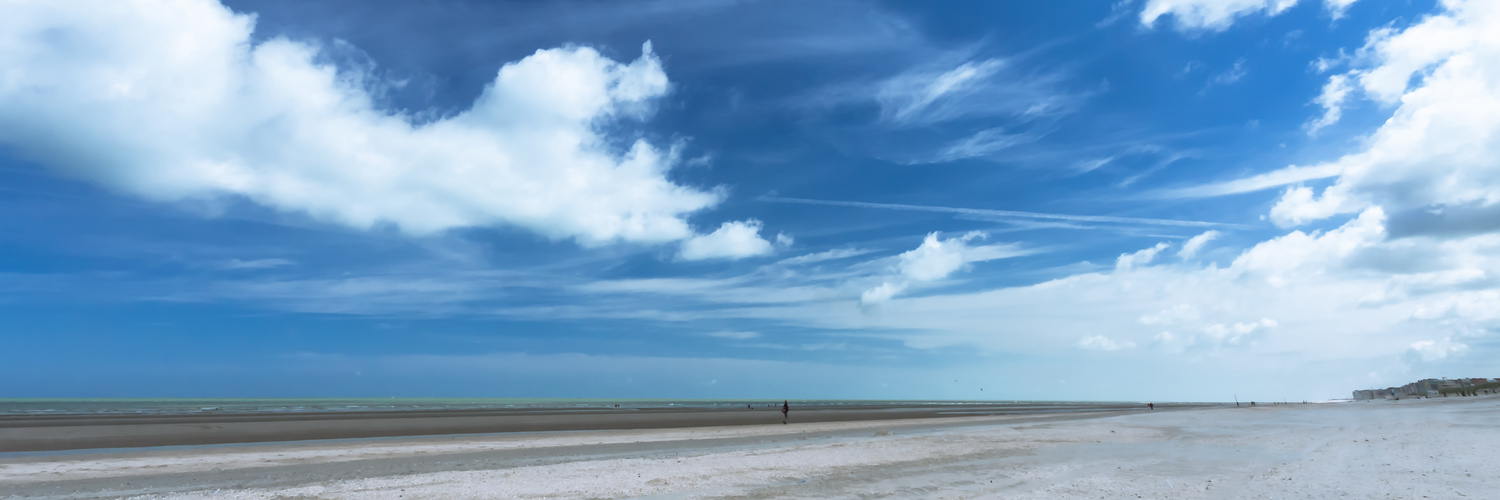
0,402,1202,453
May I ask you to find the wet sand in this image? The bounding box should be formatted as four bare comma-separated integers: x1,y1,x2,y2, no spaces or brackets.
0,402,1172,453
1,397,1494,499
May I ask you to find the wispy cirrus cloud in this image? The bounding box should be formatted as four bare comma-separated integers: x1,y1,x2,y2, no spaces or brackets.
218,258,295,270
777,248,876,266
878,59,1005,124
1199,58,1248,94
801,48,1086,129
914,127,1044,164
1153,164,1342,199
874,57,1083,126
758,196,1245,228
704,330,761,340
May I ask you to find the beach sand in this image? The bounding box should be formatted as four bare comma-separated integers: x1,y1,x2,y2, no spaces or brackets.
1,396,1494,499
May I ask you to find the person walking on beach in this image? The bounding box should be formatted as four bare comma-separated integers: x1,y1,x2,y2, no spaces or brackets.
1148,403,1154,410
781,400,789,424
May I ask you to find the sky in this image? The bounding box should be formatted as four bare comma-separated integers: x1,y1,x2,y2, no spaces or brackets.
2,0,1497,401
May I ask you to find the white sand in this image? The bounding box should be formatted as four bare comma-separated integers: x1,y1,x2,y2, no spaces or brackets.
3,396,1495,499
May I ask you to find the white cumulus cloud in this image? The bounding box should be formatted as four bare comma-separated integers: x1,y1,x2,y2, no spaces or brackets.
740,198,1495,375
1141,0,1300,31
502,0,1499,395
1140,304,1201,325
1270,0,1500,228
679,220,776,261
1171,1,1500,223
1116,242,1170,271
860,282,907,306
1200,318,1278,346
1305,73,1352,135
899,231,986,281
1078,335,1137,351
0,0,728,245
860,231,1028,305
1178,230,1221,259
1407,338,1468,362
1141,0,1358,31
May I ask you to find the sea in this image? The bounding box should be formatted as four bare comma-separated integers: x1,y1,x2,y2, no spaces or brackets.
0,398,1155,416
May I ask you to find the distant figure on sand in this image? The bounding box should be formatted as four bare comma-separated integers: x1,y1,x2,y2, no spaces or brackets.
781,401,789,424
1148,403,1154,410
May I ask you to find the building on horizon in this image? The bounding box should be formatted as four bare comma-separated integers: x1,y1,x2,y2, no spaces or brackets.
1352,378,1498,400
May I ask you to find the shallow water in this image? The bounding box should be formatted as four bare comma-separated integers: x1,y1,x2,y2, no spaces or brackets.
0,398,1158,416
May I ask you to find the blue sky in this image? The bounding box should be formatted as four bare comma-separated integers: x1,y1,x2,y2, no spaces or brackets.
3,0,1497,401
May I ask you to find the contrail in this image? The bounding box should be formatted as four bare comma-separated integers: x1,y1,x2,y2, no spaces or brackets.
757,196,1247,228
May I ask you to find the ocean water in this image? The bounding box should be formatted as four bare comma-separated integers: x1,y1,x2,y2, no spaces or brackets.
0,398,1137,416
